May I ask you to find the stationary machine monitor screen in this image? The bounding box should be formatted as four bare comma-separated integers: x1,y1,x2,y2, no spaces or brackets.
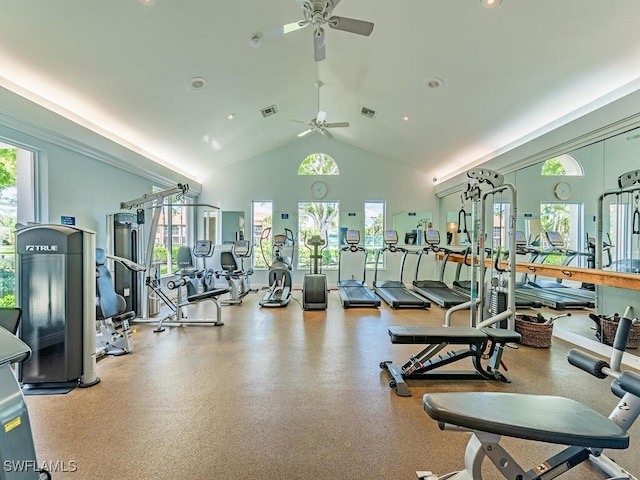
515,231,526,247
424,230,440,246
273,234,286,246
234,240,250,257
346,230,360,244
193,239,213,257
546,231,564,247
384,230,398,245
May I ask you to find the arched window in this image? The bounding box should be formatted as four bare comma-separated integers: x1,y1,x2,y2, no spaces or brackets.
298,153,339,175
540,154,583,176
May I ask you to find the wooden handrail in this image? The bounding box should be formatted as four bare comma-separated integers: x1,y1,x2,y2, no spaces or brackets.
437,253,640,291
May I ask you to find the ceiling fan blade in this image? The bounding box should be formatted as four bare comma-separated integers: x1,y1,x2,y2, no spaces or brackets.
329,16,374,36
325,121,349,128
297,128,314,138
290,119,310,125
313,28,326,61
316,110,327,123
323,129,334,139
282,20,309,35
263,20,308,39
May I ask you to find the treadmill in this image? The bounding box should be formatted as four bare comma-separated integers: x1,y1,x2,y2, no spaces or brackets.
525,231,596,304
337,230,380,308
412,230,468,308
451,238,541,309
373,230,430,309
512,231,593,310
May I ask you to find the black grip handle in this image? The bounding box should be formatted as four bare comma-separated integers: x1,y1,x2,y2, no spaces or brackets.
567,349,609,379
612,317,633,352
618,371,640,398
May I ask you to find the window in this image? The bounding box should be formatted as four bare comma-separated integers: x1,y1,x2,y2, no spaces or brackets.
0,146,17,306
492,202,511,250
539,202,583,265
0,143,35,307
298,153,339,175
364,202,385,267
298,201,339,269
153,193,193,275
541,154,584,176
252,201,272,269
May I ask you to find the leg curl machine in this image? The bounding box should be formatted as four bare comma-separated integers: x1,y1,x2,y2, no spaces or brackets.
419,306,640,480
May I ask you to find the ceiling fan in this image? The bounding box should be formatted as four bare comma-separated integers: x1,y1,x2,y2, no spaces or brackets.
265,0,374,61
291,81,349,139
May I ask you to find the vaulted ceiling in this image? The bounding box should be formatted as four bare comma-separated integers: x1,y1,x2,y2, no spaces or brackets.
1,0,639,184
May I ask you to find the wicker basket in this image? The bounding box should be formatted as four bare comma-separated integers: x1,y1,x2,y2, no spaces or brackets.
515,315,553,348
601,318,640,349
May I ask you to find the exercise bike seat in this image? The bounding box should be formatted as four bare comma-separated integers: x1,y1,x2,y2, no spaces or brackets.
423,392,629,449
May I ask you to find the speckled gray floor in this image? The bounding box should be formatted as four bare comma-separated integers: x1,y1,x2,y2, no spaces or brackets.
24,291,640,479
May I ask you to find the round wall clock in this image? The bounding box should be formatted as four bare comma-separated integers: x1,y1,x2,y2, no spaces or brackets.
311,180,328,199
554,181,572,200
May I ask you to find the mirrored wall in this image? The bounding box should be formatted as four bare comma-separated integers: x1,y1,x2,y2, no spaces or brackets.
437,124,640,351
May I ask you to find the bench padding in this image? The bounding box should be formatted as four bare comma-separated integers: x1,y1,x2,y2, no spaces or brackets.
423,392,629,449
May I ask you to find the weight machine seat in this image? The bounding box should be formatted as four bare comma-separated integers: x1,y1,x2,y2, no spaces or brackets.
423,392,629,449
0,307,21,335
96,248,136,323
186,286,230,304
388,326,520,345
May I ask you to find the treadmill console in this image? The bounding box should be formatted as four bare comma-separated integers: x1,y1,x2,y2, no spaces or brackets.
546,231,564,248
383,230,398,246
234,240,251,257
346,230,360,245
193,240,214,257
515,231,526,247
424,230,440,246
273,234,287,246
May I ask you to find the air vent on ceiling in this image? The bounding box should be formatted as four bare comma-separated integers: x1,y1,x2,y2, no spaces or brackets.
260,105,278,118
361,106,376,119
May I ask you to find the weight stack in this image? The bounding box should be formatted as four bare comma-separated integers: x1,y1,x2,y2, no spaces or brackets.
484,288,508,328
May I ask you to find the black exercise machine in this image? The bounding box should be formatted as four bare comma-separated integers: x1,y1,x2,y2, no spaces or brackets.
412,230,468,308
337,230,380,308
302,233,328,310
380,326,521,397
373,230,430,309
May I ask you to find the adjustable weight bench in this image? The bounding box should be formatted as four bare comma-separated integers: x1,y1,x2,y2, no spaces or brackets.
380,326,521,397
418,313,640,480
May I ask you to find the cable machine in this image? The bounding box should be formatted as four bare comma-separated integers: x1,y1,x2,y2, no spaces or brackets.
380,169,521,397
117,184,228,330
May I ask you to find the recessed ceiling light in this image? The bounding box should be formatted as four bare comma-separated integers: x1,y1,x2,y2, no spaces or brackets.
226,113,235,120
424,77,444,90
138,0,156,6
189,77,207,90
402,115,410,122
481,0,502,8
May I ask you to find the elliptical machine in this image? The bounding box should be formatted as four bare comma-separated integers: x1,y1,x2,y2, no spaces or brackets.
302,233,328,310
259,227,295,307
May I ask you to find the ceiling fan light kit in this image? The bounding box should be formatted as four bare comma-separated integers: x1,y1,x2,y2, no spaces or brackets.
272,0,374,62
292,80,350,139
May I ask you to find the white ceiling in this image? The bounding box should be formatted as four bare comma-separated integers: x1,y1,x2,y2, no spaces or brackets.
1,0,639,184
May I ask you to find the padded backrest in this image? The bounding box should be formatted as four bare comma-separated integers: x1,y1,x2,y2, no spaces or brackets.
0,307,22,335
176,246,194,271
96,248,120,319
220,251,239,271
